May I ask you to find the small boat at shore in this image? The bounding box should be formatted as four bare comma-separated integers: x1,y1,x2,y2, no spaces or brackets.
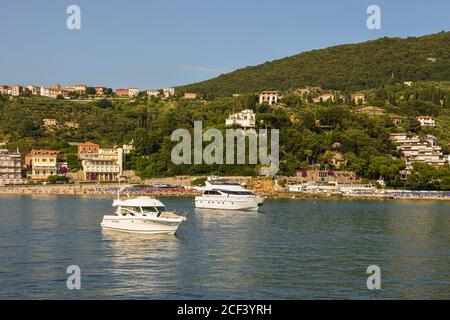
101,195,187,235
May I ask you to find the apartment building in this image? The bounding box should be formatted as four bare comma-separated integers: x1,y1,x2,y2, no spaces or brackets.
0,149,23,186
259,91,279,105
390,133,446,178
11,85,26,96
81,147,124,181
225,109,256,129
26,150,67,181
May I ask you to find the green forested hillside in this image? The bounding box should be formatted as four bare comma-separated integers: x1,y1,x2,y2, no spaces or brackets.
1,80,450,189
177,32,450,97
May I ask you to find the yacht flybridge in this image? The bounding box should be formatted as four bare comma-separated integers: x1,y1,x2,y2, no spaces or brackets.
101,195,187,234
195,181,264,211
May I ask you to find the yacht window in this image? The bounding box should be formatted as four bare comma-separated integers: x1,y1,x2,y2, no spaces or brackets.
221,191,254,195
204,191,221,195
141,206,161,213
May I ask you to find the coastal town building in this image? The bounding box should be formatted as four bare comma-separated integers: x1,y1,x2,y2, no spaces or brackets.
146,90,160,97
65,85,87,95
27,85,41,95
122,141,134,155
259,91,279,105
76,141,100,160
416,115,436,127
312,93,343,103
95,87,106,95
184,92,197,100
41,86,68,99
115,89,130,97
128,88,140,98
351,93,367,105
116,88,139,98
11,85,25,96
163,87,175,98
0,85,11,95
81,147,124,181
26,150,67,181
390,133,446,178
0,149,23,186
225,109,256,129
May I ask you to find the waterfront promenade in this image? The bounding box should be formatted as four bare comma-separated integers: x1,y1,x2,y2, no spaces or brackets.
0,183,449,200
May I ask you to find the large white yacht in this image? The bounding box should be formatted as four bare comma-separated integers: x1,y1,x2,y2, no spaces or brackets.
101,195,187,234
195,181,264,211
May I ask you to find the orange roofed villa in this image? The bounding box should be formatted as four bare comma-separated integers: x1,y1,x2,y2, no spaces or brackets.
416,116,436,127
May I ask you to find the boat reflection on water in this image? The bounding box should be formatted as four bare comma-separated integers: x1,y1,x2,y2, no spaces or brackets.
100,230,182,297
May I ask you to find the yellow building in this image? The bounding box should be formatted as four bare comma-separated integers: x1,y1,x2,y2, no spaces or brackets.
26,150,63,180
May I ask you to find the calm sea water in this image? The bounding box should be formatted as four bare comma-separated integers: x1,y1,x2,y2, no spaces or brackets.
0,195,449,299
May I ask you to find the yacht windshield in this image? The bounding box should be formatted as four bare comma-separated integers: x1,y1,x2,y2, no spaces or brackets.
141,206,164,213
220,190,254,195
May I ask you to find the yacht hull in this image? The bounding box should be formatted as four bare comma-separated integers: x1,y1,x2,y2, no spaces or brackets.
194,196,264,211
101,216,184,234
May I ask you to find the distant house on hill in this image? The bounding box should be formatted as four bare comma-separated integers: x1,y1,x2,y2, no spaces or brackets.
351,93,367,105
184,92,197,100
313,93,334,103
416,116,436,127
146,90,160,97
116,88,129,97
225,109,256,129
259,91,279,105
163,87,175,98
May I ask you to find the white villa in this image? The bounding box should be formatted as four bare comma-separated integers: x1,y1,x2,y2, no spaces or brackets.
225,109,256,129
416,116,436,127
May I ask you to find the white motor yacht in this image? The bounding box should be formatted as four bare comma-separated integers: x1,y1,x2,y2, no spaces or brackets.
101,195,187,234
195,181,264,211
